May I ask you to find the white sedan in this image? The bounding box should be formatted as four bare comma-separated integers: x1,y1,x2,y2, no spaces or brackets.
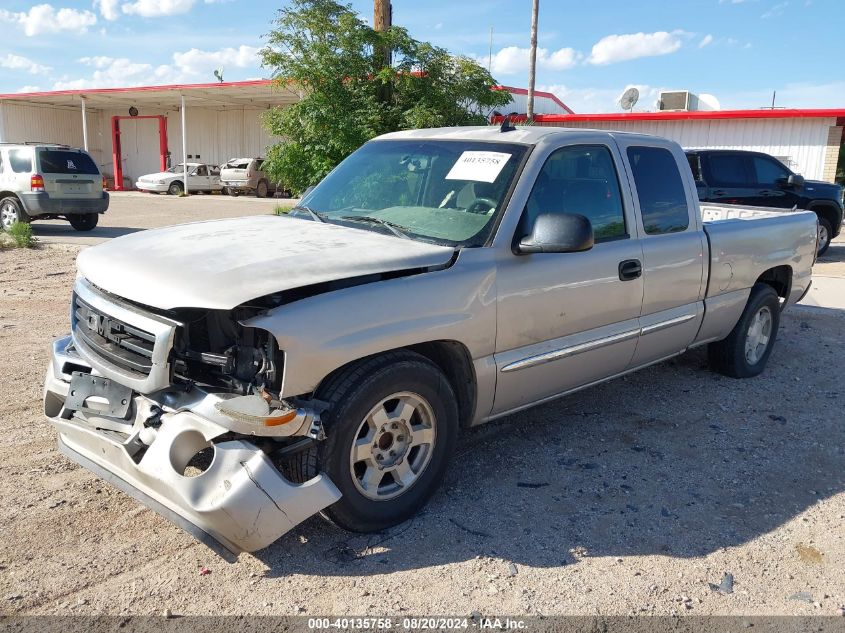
136,163,223,195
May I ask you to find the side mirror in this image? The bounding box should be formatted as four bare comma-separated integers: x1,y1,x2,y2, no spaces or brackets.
787,174,804,189
517,212,594,254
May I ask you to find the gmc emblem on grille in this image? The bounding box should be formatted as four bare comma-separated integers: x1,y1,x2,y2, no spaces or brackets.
87,314,110,337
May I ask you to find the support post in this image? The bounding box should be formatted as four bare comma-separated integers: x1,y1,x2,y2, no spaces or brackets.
81,96,89,151
181,95,188,196
111,116,123,191
158,115,168,172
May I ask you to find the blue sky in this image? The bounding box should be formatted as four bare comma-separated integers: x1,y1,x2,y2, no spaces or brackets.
0,0,841,112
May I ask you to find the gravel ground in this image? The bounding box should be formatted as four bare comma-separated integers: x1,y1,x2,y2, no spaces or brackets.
0,242,843,618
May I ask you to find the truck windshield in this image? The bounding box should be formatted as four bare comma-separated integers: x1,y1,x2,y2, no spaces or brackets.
298,139,527,247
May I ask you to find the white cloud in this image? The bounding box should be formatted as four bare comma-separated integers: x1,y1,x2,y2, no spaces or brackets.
485,45,580,75
0,4,97,36
587,31,686,65
762,1,788,18
0,53,52,74
699,34,714,48
53,45,261,89
94,0,121,20
121,0,196,17
16,85,42,93
171,45,260,76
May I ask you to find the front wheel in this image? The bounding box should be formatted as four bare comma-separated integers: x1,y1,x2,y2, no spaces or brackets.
317,351,458,532
68,214,99,231
167,181,184,196
816,217,832,257
708,283,780,378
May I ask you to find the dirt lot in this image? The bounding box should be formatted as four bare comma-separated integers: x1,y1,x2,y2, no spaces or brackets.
0,238,843,618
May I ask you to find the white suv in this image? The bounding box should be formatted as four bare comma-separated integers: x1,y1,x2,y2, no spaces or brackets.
0,143,109,232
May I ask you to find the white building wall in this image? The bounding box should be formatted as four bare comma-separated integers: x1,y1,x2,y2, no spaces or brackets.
0,101,277,187
539,117,836,181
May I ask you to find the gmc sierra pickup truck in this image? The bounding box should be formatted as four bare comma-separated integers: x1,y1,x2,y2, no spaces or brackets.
44,125,818,560
685,149,843,255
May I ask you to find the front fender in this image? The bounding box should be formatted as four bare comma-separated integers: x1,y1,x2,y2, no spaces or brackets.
244,249,498,398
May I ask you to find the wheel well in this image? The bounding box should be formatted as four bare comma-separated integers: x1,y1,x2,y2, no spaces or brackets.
314,341,478,428
0,191,20,202
808,203,840,232
755,265,792,300
405,341,477,427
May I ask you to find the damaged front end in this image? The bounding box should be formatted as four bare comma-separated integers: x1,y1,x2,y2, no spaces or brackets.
43,277,340,560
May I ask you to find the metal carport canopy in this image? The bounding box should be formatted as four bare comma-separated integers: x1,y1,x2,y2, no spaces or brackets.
0,80,300,192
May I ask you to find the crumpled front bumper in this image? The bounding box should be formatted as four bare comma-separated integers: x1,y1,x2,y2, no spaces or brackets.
44,336,341,560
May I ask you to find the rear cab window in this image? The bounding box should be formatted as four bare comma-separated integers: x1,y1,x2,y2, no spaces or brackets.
38,150,99,175
626,146,690,235
705,153,753,187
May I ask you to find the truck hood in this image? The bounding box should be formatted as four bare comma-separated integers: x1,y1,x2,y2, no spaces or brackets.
76,215,456,310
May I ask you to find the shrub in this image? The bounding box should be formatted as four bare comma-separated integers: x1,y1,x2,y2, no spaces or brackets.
7,221,37,248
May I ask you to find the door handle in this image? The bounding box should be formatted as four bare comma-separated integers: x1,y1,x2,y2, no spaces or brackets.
618,259,642,281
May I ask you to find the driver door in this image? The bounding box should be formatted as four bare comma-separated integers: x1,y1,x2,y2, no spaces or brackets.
492,143,645,415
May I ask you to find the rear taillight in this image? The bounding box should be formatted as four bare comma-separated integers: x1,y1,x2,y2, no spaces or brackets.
102,175,107,190
31,174,44,192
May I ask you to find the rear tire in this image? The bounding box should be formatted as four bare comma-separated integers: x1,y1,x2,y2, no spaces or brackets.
256,180,268,198
816,216,832,257
68,214,99,231
708,283,780,378
167,181,184,196
316,351,458,533
0,196,29,231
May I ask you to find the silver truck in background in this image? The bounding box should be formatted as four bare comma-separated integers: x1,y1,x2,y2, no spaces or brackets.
43,126,818,559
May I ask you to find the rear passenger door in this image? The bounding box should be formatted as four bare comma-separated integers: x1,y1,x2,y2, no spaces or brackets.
700,152,757,205
617,141,706,367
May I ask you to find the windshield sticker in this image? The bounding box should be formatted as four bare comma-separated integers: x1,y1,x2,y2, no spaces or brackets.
445,151,511,183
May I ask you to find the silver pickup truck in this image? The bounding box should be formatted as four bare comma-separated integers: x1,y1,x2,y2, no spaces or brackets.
44,126,818,560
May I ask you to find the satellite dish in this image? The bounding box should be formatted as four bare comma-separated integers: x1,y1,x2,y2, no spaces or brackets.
618,87,639,112
696,93,721,111
213,68,224,83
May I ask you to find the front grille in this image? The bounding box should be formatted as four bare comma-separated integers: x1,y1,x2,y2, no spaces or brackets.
73,293,156,376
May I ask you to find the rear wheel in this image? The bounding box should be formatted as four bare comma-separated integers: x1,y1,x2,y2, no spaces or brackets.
708,283,780,378
167,181,184,196
68,214,99,231
316,351,458,532
256,180,268,198
0,197,29,231
816,217,832,257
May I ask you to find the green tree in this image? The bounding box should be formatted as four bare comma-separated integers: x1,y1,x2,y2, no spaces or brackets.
261,0,511,194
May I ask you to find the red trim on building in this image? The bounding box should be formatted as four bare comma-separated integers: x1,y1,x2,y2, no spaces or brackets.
497,108,845,124
493,85,575,114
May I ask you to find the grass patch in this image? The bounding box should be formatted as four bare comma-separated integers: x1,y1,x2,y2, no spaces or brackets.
3,222,38,248
274,204,293,215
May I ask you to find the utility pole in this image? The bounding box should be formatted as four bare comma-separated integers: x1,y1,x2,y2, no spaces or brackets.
374,0,392,104
488,27,493,73
526,0,539,121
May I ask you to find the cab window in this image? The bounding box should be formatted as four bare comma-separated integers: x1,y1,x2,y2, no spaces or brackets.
525,145,627,242
627,146,690,235
752,156,790,186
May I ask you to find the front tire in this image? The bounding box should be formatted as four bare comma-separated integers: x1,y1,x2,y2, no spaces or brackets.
0,196,29,231
68,214,99,231
167,181,184,196
816,217,832,257
708,283,780,378
317,351,458,532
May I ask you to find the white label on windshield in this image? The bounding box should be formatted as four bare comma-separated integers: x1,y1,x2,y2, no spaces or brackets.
445,151,511,183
